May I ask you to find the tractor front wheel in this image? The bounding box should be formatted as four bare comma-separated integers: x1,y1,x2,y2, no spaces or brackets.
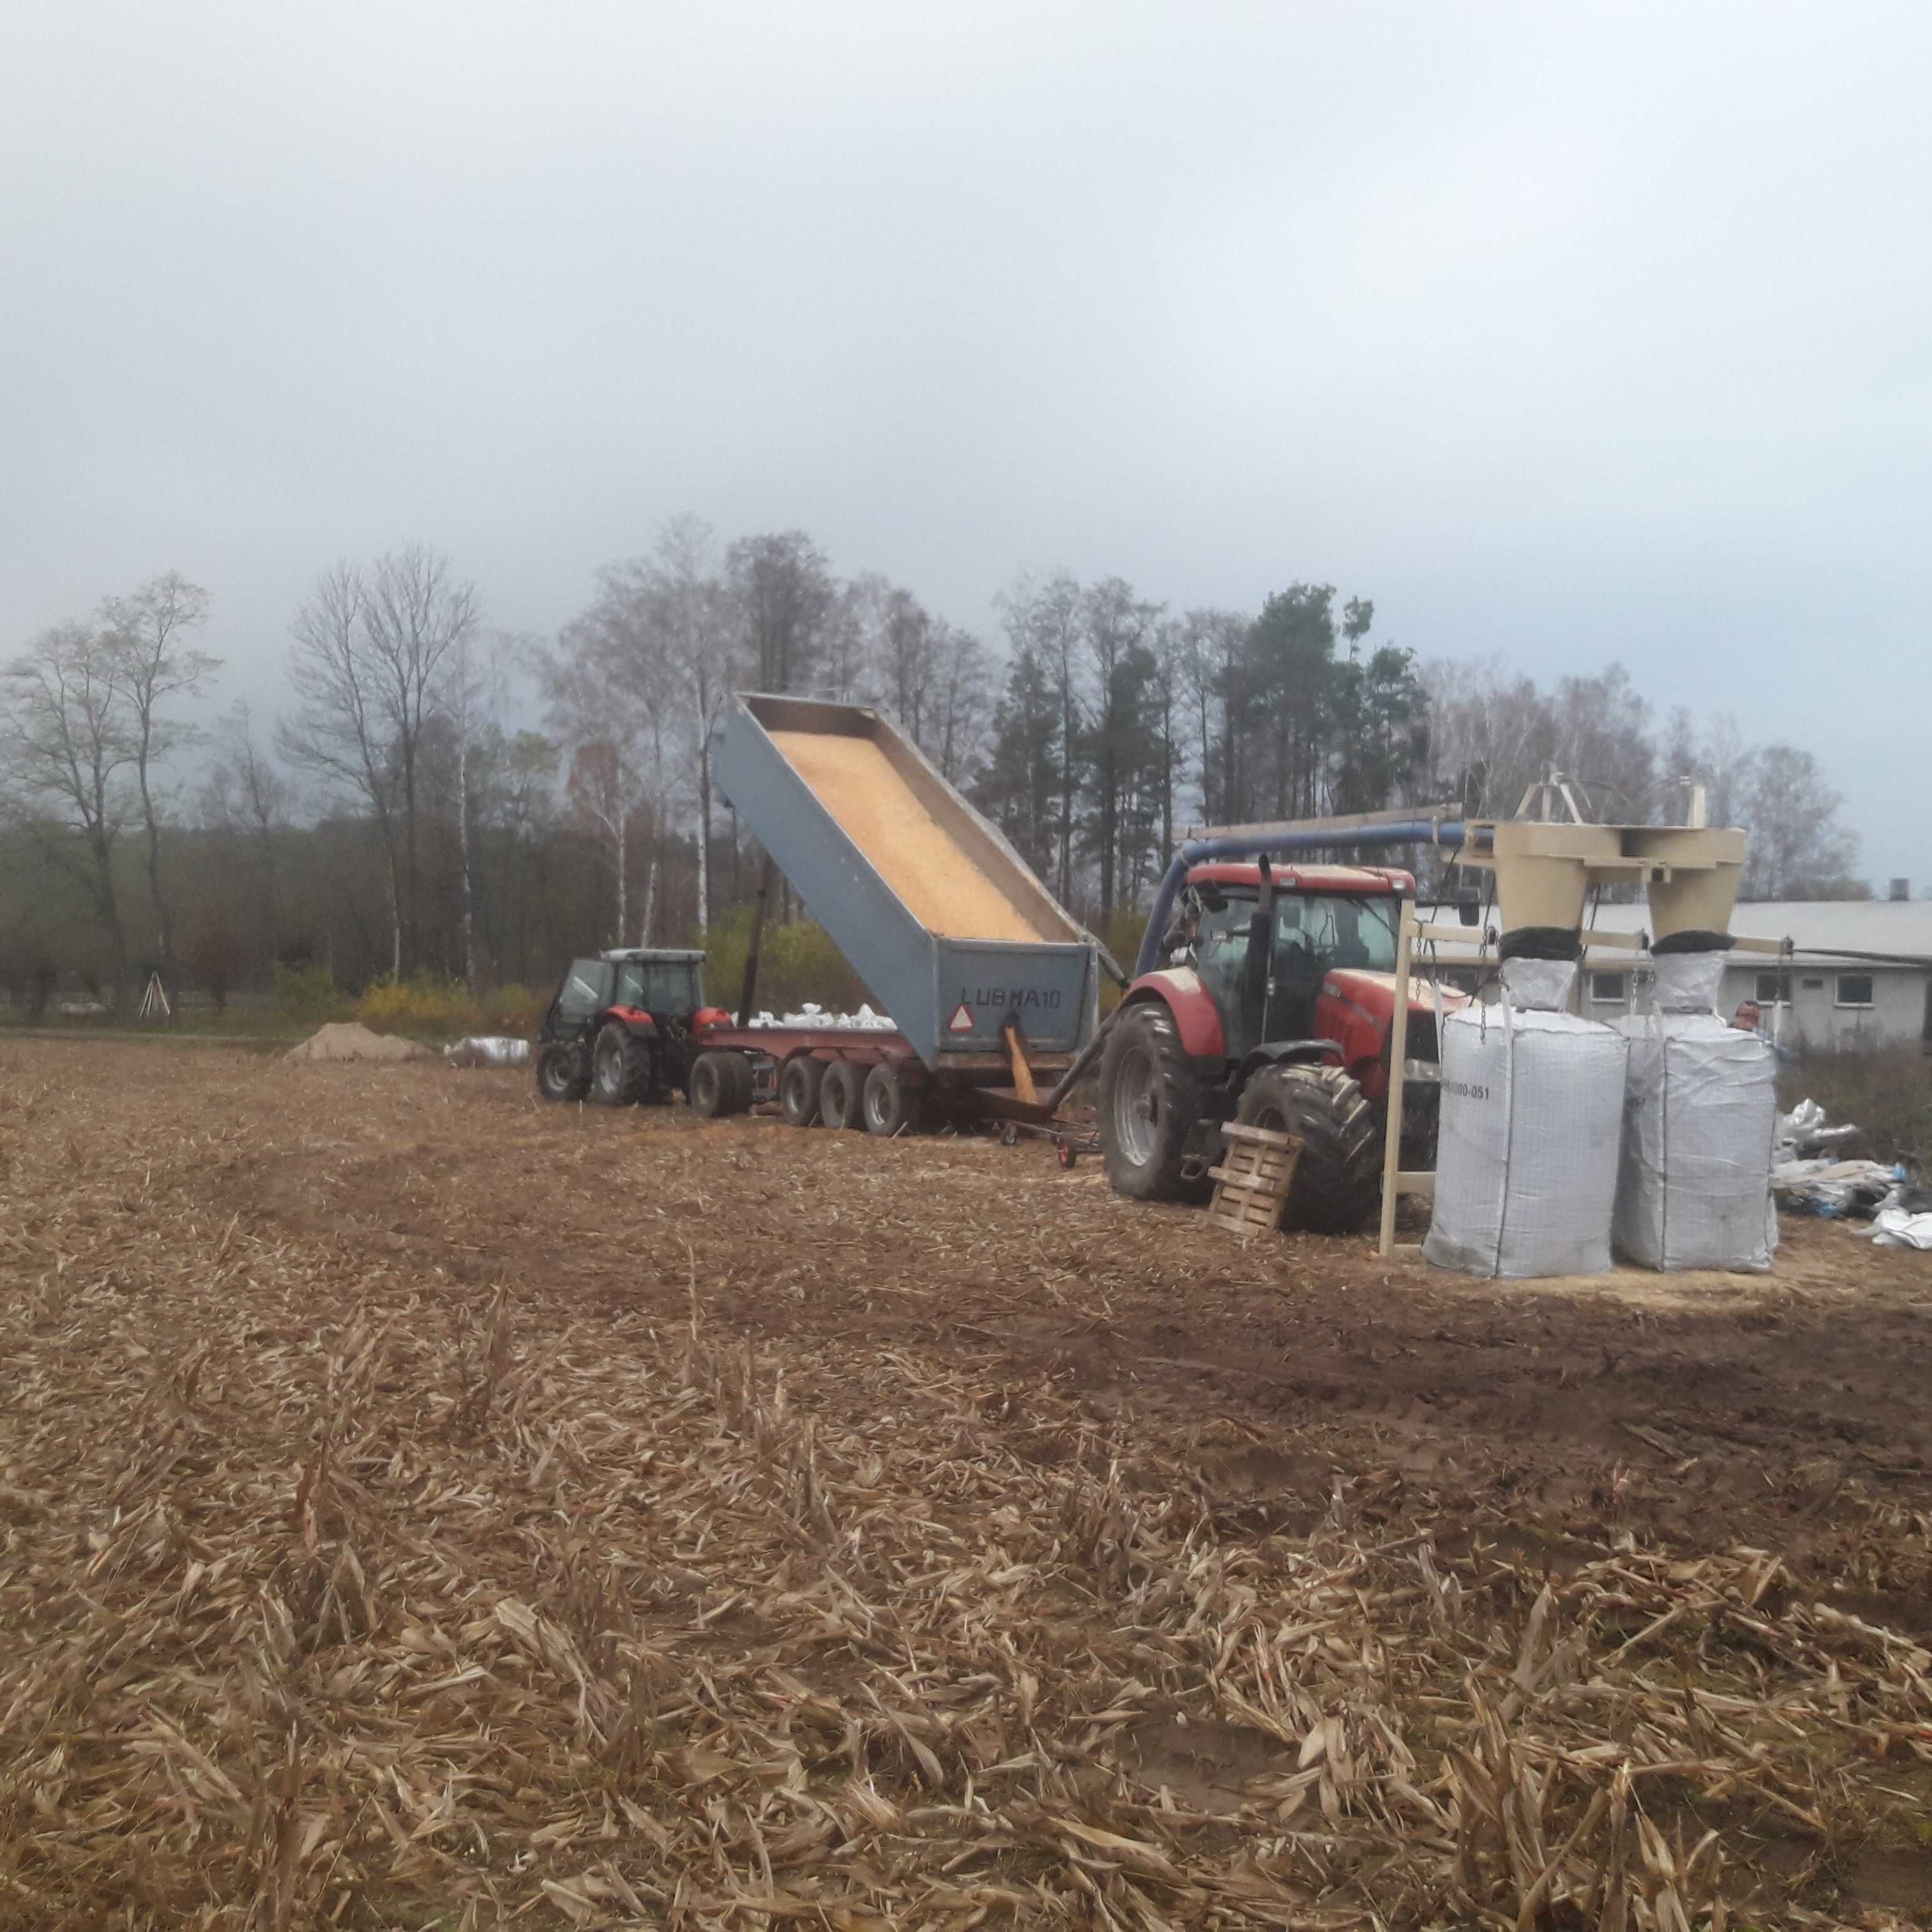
535,1040,590,1102
591,1022,656,1107
1233,1062,1380,1234
1098,1001,1209,1202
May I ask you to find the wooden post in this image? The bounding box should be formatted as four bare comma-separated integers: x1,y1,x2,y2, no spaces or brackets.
1377,900,1417,1258
736,855,776,1028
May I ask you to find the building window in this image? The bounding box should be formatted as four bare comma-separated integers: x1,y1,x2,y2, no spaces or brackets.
1836,974,1875,1009
1755,972,1786,1004
1802,977,1824,990
1590,971,1627,1005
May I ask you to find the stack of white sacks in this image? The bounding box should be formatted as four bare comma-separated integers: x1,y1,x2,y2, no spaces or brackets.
1425,943,1779,1278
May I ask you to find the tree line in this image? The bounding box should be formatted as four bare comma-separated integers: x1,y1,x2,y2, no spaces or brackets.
0,521,1868,1020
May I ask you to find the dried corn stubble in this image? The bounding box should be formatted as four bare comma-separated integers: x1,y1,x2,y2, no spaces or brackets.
1,1044,1930,1928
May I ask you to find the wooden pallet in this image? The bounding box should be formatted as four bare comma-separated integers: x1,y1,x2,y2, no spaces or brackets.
1207,1122,1305,1236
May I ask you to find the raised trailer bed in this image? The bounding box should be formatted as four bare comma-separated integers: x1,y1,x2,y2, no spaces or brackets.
702,694,1102,1133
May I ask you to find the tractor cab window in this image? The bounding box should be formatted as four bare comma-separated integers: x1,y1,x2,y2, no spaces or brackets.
556,959,614,1027
1278,895,1396,976
1267,895,1398,1038
1192,894,1254,1014
613,959,704,1013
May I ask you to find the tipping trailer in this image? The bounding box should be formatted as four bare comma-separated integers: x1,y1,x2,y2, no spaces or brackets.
690,694,1104,1134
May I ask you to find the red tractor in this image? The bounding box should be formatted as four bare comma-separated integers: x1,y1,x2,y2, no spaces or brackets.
532,948,735,1107
1097,861,1467,1229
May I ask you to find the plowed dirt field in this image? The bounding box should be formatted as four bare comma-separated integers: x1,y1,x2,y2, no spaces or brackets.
4,1040,1931,1928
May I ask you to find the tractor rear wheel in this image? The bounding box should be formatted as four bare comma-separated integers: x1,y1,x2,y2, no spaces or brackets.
1099,1001,1209,1202
1234,1062,1380,1234
820,1059,867,1130
591,1022,656,1107
535,1040,590,1102
779,1054,826,1126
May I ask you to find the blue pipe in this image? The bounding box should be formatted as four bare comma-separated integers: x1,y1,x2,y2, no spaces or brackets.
1132,821,1467,977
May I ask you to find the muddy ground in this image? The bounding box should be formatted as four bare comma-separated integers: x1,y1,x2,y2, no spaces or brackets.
4,1040,1931,1928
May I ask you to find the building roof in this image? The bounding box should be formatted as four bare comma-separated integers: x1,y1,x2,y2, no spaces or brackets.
1725,900,1932,963
1412,898,1932,969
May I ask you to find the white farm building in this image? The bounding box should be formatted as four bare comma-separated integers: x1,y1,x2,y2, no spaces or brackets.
1416,893,1932,1052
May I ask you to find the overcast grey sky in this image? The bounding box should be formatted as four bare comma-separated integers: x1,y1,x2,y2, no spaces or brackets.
4,3,1928,880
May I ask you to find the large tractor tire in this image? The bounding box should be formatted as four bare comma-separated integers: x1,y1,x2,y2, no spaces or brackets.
591,1022,656,1107
779,1054,826,1127
534,1040,591,1102
689,1050,751,1119
820,1059,867,1131
1099,1000,1209,1202
1234,1061,1381,1234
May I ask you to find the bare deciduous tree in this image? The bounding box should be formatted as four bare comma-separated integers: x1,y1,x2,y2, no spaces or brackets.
202,703,293,960
726,531,836,696
0,622,142,1015
99,572,218,987
1742,745,1862,899
280,546,478,975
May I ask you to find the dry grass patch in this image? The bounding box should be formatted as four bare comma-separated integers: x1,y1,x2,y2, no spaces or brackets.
2,1046,1931,1927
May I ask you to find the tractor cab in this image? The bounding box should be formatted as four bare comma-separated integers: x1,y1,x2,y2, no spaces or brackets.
1180,863,1406,1062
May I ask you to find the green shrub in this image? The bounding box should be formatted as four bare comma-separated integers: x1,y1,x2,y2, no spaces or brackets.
353,974,550,1042
694,909,871,1020
356,974,470,1037
274,961,340,1020
1096,906,1149,1012
476,984,547,1037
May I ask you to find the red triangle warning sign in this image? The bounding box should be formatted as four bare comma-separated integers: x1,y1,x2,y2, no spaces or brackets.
946,1002,975,1034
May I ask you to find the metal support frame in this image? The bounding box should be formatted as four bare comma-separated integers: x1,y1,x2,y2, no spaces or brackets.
1376,907,1478,1257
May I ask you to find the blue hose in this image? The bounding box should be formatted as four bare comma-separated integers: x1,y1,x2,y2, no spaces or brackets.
1132,822,1467,977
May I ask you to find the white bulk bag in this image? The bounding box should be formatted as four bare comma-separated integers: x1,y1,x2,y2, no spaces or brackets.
1613,953,1779,1271
1423,959,1629,1279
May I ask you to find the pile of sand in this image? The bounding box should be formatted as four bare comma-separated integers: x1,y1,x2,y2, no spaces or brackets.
285,1022,432,1063
769,729,1050,942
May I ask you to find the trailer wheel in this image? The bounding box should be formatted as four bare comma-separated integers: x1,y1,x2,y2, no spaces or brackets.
779,1054,826,1127
820,1059,867,1131
591,1022,655,1106
535,1040,590,1102
862,1062,917,1136
1056,1138,1077,1170
725,1054,758,1113
689,1050,748,1119
1099,1000,1209,1201
1234,1061,1380,1234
